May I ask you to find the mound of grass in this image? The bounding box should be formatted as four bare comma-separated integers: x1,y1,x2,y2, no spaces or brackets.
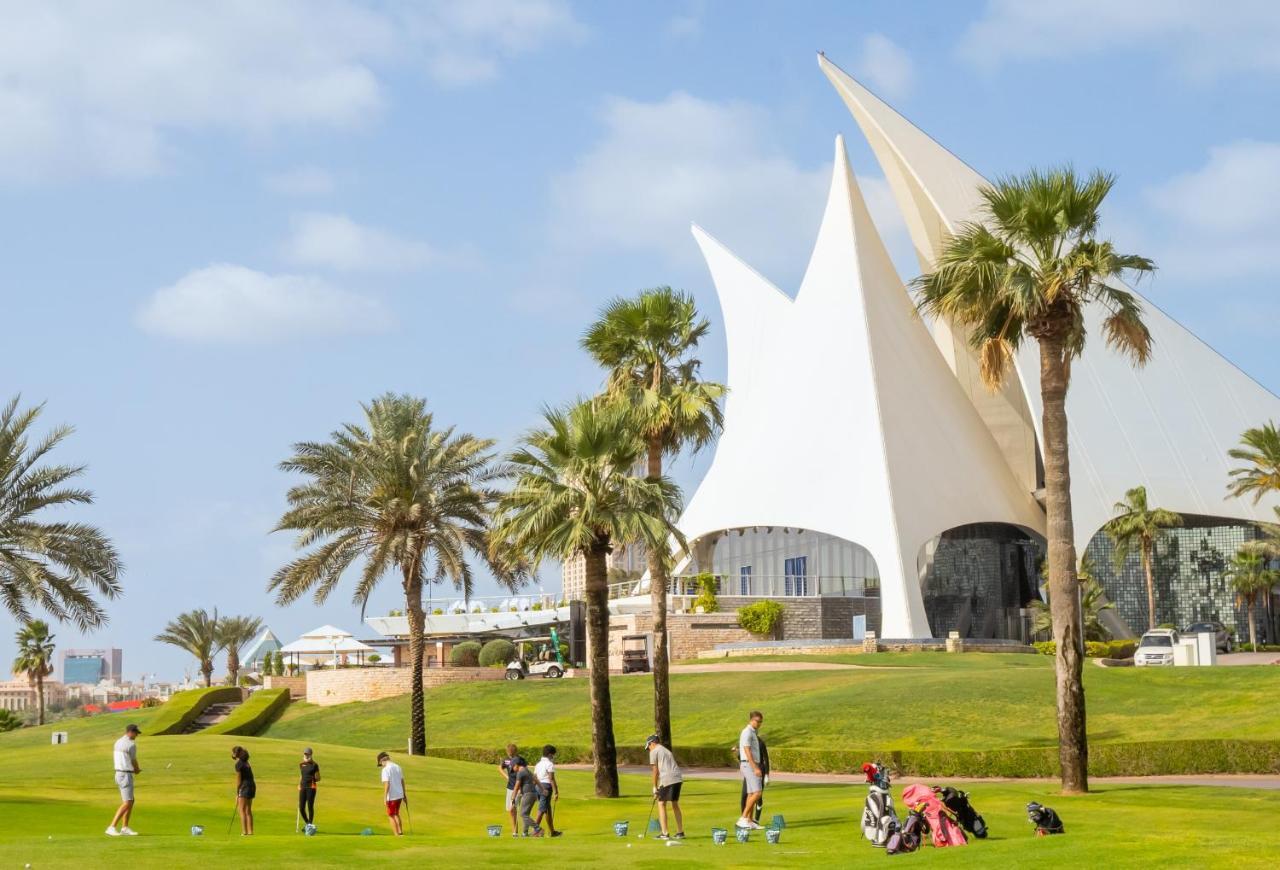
202,689,290,736
150,687,243,736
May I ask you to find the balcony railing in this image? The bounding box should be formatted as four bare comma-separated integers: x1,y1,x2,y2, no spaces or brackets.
606,574,880,600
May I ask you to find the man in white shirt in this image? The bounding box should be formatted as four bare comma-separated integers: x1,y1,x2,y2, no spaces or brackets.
647,734,684,840
533,745,562,837
737,711,764,829
377,751,406,836
106,723,141,837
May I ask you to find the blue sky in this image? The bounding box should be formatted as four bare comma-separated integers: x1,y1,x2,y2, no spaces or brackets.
4,0,1280,681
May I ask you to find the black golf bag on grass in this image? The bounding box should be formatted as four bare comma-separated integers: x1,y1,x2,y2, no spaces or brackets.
1026,802,1065,836
860,761,899,848
935,786,987,839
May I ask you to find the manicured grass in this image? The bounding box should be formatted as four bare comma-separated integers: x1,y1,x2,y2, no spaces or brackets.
0,732,1276,868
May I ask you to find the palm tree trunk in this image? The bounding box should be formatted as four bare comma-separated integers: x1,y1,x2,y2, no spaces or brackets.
405,570,427,756
585,539,619,797
203,662,213,688
1248,598,1258,650
36,671,45,726
1039,334,1088,794
229,651,240,687
646,436,674,749
1143,539,1156,631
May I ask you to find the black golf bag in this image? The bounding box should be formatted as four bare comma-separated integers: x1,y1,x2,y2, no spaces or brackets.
935,786,987,839
1026,801,1065,835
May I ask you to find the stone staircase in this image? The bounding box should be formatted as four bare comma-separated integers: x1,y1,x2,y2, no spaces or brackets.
182,701,242,734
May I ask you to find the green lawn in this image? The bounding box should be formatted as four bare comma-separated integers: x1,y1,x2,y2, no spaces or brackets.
1,731,1276,868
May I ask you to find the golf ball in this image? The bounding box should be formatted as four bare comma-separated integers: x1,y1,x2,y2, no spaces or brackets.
626,844,631,848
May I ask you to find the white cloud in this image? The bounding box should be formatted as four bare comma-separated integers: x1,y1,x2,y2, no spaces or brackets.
264,166,336,197
282,212,436,272
959,0,1280,78
855,34,914,100
549,92,913,282
136,264,392,342
0,1,583,181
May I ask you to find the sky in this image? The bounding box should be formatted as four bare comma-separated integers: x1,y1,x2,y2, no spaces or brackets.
4,0,1280,682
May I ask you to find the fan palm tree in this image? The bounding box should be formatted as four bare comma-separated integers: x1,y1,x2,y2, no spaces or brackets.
491,400,684,797
1227,549,1278,651
1227,421,1280,505
1032,556,1113,642
0,396,123,630
270,393,521,756
216,615,264,686
154,609,223,687
1102,486,1182,631
13,620,55,725
913,167,1155,794
581,286,725,748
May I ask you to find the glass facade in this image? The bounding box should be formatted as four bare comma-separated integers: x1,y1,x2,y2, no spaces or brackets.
63,655,106,685
920,523,1044,640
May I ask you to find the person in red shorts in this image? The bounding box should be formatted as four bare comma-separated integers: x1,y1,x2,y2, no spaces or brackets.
377,751,406,836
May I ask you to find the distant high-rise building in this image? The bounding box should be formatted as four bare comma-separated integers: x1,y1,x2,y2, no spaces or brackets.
60,648,123,684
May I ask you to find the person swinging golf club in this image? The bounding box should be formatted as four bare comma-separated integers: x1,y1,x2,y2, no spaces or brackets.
377,751,406,836
297,747,320,831
737,711,765,830
231,746,256,836
105,723,141,837
646,734,684,840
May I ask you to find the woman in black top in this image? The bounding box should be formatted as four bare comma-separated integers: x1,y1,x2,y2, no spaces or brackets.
298,747,320,827
231,745,255,835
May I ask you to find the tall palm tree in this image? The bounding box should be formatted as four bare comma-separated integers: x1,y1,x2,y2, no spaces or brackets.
154,609,223,687
491,400,684,797
1227,421,1280,504
1102,486,1183,631
270,394,520,755
216,615,264,686
1227,549,1278,650
0,396,123,630
13,620,55,725
913,167,1155,794
581,287,725,748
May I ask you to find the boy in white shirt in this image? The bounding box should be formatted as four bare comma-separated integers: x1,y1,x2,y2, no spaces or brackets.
106,723,141,837
377,751,406,836
533,745,562,837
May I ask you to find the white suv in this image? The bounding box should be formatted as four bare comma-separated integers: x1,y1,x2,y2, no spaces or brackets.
1134,629,1179,666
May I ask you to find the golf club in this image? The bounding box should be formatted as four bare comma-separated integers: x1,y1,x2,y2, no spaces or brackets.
226,799,238,836
639,795,658,839
404,794,413,835
295,807,301,834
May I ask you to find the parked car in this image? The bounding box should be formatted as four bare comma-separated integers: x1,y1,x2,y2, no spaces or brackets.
1134,629,1179,666
1182,621,1234,653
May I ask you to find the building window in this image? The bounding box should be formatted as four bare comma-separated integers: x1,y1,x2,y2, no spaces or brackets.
784,556,807,596
739,565,752,595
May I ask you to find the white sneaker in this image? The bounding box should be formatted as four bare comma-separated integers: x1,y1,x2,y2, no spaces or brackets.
105,827,121,837
735,818,751,828
121,827,138,836
748,820,764,830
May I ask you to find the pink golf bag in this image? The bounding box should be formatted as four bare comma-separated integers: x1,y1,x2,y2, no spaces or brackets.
900,784,967,848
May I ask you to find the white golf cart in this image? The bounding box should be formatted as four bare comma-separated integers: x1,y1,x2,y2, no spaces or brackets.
505,635,566,680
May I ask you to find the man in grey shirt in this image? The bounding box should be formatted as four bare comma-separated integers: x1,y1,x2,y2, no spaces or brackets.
736,710,764,829
646,734,684,839
106,723,141,837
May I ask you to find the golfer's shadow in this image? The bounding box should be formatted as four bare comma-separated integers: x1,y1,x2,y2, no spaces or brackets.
779,815,844,828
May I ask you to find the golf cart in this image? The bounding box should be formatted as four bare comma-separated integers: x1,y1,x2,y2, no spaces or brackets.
621,634,651,674
506,633,566,680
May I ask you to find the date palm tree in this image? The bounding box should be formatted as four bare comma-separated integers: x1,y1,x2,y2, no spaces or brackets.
154,609,223,687
1227,549,1278,651
13,620,55,725
270,393,521,756
491,400,684,797
913,167,1155,794
582,287,725,748
1102,486,1182,631
216,615,264,686
1227,421,1280,505
0,396,123,630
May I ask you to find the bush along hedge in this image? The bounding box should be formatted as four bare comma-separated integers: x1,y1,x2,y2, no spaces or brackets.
478,639,516,668
202,689,290,737
737,600,785,637
149,686,243,736
1034,640,1137,659
450,641,482,667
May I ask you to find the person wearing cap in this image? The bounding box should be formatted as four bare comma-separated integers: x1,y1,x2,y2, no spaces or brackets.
377,751,406,836
106,723,142,836
298,747,320,829
498,743,522,837
646,735,685,840
511,756,542,837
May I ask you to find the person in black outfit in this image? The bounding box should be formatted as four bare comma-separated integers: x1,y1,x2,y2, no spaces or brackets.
231,746,256,836
739,735,769,823
298,747,320,828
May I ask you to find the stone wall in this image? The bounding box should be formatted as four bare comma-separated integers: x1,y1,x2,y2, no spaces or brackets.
668,613,766,660
305,666,504,707
263,675,307,700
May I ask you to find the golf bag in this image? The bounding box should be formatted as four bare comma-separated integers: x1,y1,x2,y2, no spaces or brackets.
739,736,770,823
901,784,967,848
860,762,898,847
1026,802,1064,835
885,810,924,855
935,786,987,839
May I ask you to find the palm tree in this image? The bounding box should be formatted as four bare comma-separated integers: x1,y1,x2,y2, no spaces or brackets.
216,615,264,686
1102,486,1182,631
1227,421,1280,505
154,609,223,687
491,400,684,797
270,394,521,756
1032,556,1113,642
13,620,56,725
913,167,1155,794
581,287,725,748
0,396,123,630
1227,550,1278,650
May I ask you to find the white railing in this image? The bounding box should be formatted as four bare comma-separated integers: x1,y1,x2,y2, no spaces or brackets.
606,574,880,599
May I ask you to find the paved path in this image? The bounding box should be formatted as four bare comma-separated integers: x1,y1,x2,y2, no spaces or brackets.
671,661,874,673
1217,651,1280,666
562,764,1280,790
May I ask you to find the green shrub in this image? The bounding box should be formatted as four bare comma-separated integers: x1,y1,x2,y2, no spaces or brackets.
140,697,162,708
432,608,443,615
692,573,719,613
149,686,243,735
368,653,382,664
1036,640,1137,659
738,600,785,636
450,641,482,667
1033,641,1054,656
478,639,516,668
531,602,543,611
203,689,290,736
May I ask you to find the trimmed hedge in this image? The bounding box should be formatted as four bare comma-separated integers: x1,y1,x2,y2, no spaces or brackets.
1034,640,1137,659
450,641,482,667
479,639,516,668
425,739,1280,778
148,686,243,736
737,600,785,636
203,689,290,736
